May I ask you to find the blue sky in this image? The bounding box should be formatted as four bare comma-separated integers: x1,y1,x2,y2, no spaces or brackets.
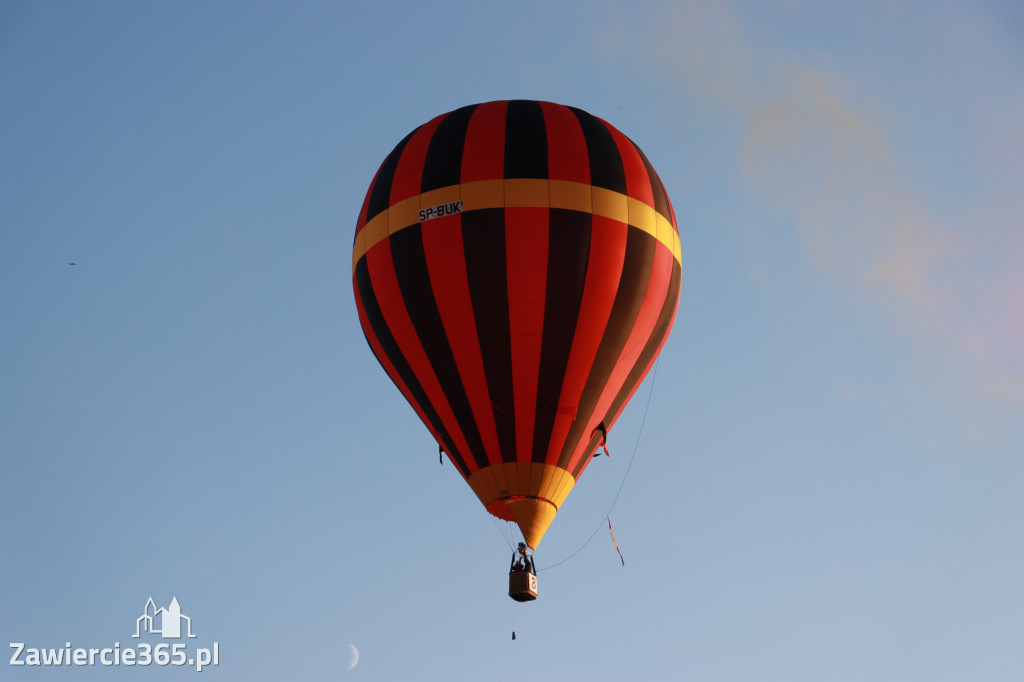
2,1,1022,680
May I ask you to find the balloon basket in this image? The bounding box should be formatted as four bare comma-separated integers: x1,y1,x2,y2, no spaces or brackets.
509,570,538,602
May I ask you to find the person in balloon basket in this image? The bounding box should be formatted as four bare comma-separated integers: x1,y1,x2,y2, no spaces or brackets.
510,543,535,575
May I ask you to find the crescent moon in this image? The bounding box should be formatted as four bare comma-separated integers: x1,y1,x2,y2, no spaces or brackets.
347,643,359,671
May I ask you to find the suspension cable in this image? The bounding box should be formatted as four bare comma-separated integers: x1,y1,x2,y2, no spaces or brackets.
538,359,660,572
490,515,516,552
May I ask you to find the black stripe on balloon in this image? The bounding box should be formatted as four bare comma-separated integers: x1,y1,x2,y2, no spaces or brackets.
557,225,656,469
421,104,477,193
366,128,417,222
504,100,548,179
532,208,591,464
462,208,517,464
570,259,681,479
354,259,470,478
389,225,491,472
569,107,626,194
632,141,672,223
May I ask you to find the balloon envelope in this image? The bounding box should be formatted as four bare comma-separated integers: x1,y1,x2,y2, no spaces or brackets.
353,100,681,548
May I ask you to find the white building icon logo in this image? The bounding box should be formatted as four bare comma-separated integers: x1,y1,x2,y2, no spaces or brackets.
133,597,197,639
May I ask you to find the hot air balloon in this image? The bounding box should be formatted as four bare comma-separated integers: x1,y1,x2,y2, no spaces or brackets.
352,100,681,598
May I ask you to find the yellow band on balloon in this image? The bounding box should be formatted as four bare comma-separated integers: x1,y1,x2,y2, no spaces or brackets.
352,179,681,274
467,461,577,510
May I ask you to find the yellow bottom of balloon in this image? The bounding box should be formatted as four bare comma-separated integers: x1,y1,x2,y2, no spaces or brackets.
467,462,577,549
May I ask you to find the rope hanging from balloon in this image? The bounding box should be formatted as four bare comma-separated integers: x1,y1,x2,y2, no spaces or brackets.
537,358,660,572
490,516,516,552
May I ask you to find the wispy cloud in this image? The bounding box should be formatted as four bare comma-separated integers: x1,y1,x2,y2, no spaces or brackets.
602,0,1024,406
